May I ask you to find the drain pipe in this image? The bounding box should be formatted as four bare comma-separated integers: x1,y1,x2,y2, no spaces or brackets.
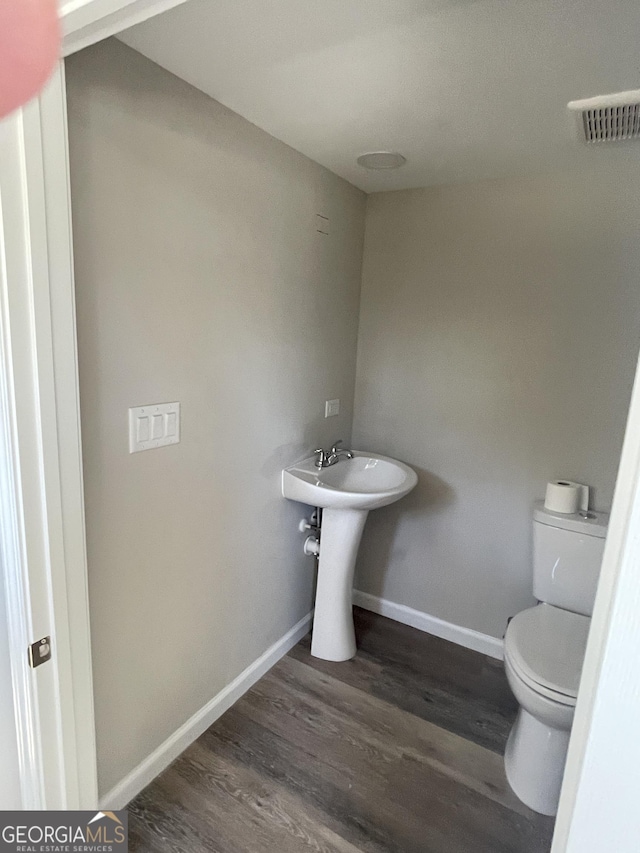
303,534,321,557
299,507,322,558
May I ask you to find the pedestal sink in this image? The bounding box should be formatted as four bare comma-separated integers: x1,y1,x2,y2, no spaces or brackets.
282,451,417,661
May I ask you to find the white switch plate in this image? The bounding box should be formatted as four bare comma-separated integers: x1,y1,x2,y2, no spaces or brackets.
325,398,340,418
129,402,180,453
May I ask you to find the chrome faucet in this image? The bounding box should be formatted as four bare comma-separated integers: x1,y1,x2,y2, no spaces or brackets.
314,448,328,468
314,440,354,468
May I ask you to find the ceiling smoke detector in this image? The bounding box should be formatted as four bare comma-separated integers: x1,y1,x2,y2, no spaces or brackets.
568,90,640,143
357,151,407,170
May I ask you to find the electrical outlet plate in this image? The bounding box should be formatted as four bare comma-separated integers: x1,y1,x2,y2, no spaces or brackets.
129,402,180,453
325,398,340,418
316,213,330,235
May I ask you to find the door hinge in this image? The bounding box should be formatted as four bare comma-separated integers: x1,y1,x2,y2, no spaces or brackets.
29,636,52,668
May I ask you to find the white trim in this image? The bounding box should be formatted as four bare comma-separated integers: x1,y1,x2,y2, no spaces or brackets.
353,590,504,660
38,63,99,808
61,0,190,56
0,66,98,809
0,116,45,810
0,102,70,810
100,612,313,810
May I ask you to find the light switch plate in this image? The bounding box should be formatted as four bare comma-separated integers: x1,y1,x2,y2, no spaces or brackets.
129,402,180,453
325,398,340,418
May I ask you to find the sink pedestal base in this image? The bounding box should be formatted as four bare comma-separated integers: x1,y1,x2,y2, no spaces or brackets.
311,507,369,661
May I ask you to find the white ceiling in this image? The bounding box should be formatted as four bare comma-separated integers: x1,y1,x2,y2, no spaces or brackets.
118,0,640,192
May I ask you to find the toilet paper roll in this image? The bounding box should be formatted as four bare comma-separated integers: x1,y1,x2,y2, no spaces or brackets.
544,480,589,514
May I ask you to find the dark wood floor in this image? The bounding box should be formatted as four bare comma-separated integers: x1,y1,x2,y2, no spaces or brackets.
128,608,555,853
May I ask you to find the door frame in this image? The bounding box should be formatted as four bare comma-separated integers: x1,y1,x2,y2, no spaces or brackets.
1,0,639,840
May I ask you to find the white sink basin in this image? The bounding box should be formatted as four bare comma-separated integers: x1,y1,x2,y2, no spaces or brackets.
282,451,417,510
282,450,417,662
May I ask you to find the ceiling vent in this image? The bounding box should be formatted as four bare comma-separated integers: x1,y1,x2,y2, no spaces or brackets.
568,90,640,143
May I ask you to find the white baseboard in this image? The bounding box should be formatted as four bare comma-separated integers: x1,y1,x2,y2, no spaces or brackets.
100,610,313,809
353,590,504,660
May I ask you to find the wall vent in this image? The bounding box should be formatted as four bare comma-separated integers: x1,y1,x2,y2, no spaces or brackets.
568,90,640,143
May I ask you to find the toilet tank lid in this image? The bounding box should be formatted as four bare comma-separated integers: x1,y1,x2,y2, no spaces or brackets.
533,501,609,538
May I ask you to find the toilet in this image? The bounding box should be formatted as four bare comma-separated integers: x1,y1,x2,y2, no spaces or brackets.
503,501,608,816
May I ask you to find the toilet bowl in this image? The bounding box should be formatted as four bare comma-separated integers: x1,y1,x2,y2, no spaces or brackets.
503,602,590,815
503,503,608,815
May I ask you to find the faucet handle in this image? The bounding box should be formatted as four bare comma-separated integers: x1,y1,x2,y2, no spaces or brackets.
314,448,326,468
330,440,344,453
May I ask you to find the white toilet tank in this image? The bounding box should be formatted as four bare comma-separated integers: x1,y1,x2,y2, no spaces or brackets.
533,501,609,616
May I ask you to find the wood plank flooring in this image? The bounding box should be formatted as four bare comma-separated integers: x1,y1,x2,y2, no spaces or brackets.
128,608,555,853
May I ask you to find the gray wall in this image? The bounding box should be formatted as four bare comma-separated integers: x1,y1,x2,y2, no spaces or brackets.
66,39,365,796
353,167,640,638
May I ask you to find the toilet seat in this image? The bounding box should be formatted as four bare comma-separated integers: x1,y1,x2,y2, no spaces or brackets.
504,603,590,703
504,647,576,707
504,651,576,708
